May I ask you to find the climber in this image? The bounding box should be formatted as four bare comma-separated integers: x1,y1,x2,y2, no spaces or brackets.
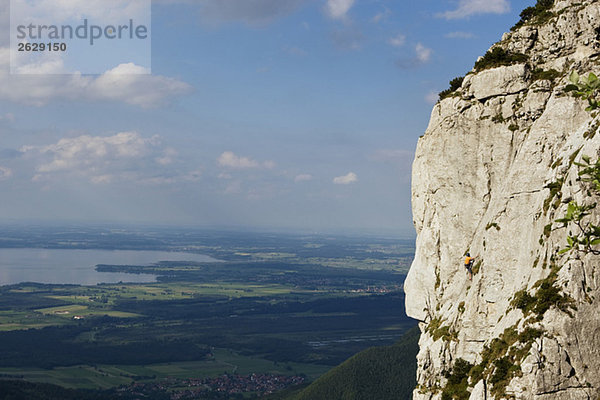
464,253,474,280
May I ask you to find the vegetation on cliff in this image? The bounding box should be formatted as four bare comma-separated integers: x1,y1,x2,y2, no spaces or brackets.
512,0,555,29
473,47,528,72
439,76,465,101
552,72,600,256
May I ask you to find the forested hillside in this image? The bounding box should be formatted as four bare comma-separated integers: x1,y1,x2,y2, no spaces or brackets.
285,327,419,400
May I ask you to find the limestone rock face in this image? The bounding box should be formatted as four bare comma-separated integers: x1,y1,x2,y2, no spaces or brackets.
465,64,529,100
405,1,600,399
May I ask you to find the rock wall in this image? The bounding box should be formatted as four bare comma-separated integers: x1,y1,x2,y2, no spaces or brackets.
405,1,600,399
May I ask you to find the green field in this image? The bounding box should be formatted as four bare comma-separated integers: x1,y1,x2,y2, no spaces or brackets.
0,309,65,331
36,304,140,319
0,349,330,390
0,283,304,331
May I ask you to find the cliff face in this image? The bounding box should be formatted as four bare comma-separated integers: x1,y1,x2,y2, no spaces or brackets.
405,1,600,399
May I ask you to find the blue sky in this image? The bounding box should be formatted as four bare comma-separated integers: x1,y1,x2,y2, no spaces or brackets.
0,0,534,235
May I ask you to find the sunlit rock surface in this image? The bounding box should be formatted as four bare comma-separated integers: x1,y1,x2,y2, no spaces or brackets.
405,1,600,399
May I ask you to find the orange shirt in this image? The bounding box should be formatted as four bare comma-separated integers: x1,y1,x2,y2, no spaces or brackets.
464,256,473,266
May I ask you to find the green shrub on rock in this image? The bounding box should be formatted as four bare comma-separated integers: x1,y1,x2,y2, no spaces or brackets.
439,76,465,101
474,48,528,72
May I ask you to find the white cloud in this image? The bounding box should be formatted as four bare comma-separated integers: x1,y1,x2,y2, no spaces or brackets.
0,48,191,107
388,34,406,47
156,148,178,166
21,132,194,185
445,31,476,39
438,0,510,20
325,0,355,20
395,43,433,69
294,174,313,182
0,166,13,181
415,43,432,63
333,172,357,185
218,151,260,169
29,132,158,172
85,64,191,108
217,151,275,170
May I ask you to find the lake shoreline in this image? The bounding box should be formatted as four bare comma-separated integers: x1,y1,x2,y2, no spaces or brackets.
0,248,219,286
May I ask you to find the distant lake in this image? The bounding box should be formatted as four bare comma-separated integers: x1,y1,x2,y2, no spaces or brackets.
0,248,218,286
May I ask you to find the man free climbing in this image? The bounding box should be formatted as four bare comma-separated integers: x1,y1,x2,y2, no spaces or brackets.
464,253,474,280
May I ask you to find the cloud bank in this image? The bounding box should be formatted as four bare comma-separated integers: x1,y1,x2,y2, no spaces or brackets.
21,132,195,185
0,49,191,107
